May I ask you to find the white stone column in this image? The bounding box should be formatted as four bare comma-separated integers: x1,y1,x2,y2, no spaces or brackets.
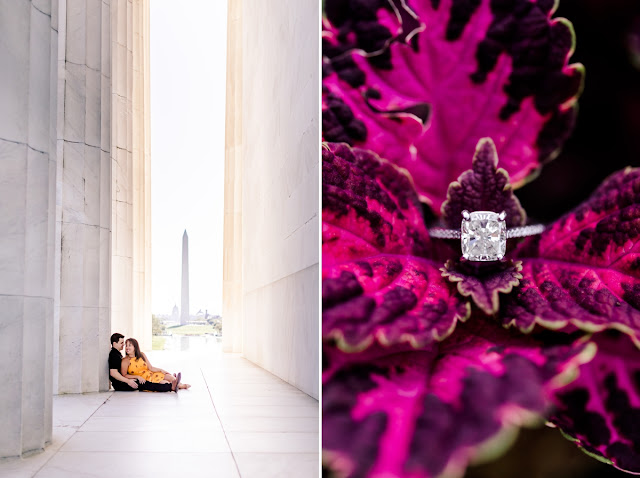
132,0,151,350
111,0,151,350
222,0,243,352
110,0,134,343
223,0,243,354
142,0,152,350
55,0,112,394
0,0,57,456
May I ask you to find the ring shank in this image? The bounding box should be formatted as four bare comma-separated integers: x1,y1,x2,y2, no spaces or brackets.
429,228,461,239
429,224,544,240
506,224,545,239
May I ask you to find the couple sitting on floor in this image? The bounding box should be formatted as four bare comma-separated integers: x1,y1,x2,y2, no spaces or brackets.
109,333,191,392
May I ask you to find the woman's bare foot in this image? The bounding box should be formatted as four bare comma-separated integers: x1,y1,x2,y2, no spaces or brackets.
178,383,191,390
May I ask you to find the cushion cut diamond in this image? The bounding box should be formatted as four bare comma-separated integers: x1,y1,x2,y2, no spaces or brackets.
461,211,506,261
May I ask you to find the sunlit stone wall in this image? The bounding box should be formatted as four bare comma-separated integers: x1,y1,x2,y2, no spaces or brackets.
224,0,319,399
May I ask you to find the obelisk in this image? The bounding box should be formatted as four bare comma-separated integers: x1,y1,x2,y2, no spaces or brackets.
181,230,190,325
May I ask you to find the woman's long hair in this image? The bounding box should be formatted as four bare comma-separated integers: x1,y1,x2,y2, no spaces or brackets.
125,338,144,362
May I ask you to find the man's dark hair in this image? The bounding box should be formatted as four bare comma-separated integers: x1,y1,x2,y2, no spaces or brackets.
110,333,124,346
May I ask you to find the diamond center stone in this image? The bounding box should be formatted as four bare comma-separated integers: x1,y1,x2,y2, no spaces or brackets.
461,211,506,261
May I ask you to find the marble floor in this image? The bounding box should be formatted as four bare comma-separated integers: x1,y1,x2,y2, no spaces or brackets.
0,341,319,478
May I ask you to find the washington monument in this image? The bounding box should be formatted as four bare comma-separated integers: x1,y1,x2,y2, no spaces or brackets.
181,230,189,325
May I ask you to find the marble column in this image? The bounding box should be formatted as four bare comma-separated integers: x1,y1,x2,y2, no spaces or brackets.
111,0,151,351
223,0,244,354
55,0,112,394
0,0,57,457
132,0,152,350
0,0,151,457
110,0,134,344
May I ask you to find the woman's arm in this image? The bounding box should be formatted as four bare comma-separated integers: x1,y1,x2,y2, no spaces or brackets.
142,353,167,374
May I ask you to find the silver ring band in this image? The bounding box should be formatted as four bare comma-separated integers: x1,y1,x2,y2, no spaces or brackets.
429,223,545,240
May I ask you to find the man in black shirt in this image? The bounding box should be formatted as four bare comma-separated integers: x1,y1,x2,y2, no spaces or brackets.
109,333,174,392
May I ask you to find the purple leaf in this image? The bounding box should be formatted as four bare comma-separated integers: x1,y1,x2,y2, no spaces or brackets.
323,142,468,350
323,142,433,266
323,0,410,84
323,92,368,145
322,0,583,211
323,255,470,352
537,167,640,273
442,258,522,315
550,331,640,474
323,317,595,478
441,137,526,228
501,260,640,343
502,168,640,342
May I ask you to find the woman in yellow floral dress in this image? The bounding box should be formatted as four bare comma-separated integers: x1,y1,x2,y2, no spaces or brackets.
121,338,190,390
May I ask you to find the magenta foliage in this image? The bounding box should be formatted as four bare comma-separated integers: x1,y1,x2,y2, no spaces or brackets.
323,316,593,478
324,256,469,351
323,0,583,212
441,259,522,315
323,143,469,351
322,1,640,477
322,142,432,266
550,331,640,473
502,167,640,340
323,140,640,477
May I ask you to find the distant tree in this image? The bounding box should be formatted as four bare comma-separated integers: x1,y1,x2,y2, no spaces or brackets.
152,315,166,336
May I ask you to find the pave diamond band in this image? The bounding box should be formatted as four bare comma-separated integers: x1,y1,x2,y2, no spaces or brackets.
429,210,544,262
429,224,545,240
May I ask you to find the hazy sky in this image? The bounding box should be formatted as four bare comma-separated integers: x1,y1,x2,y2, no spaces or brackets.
150,0,227,316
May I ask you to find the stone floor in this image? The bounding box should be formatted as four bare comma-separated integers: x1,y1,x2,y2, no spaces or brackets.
0,341,319,477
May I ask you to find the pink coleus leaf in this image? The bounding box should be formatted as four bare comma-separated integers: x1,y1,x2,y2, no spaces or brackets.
502,167,640,344
323,0,409,80
322,0,420,144
323,0,423,89
500,260,640,342
324,255,470,352
323,142,468,350
536,166,640,271
323,142,433,266
322,0,583,211
323,317,596,478
441,137,526,228
550,331,640,474
441,259,522,315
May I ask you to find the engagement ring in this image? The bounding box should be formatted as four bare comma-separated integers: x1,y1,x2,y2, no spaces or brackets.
429,210,545,262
